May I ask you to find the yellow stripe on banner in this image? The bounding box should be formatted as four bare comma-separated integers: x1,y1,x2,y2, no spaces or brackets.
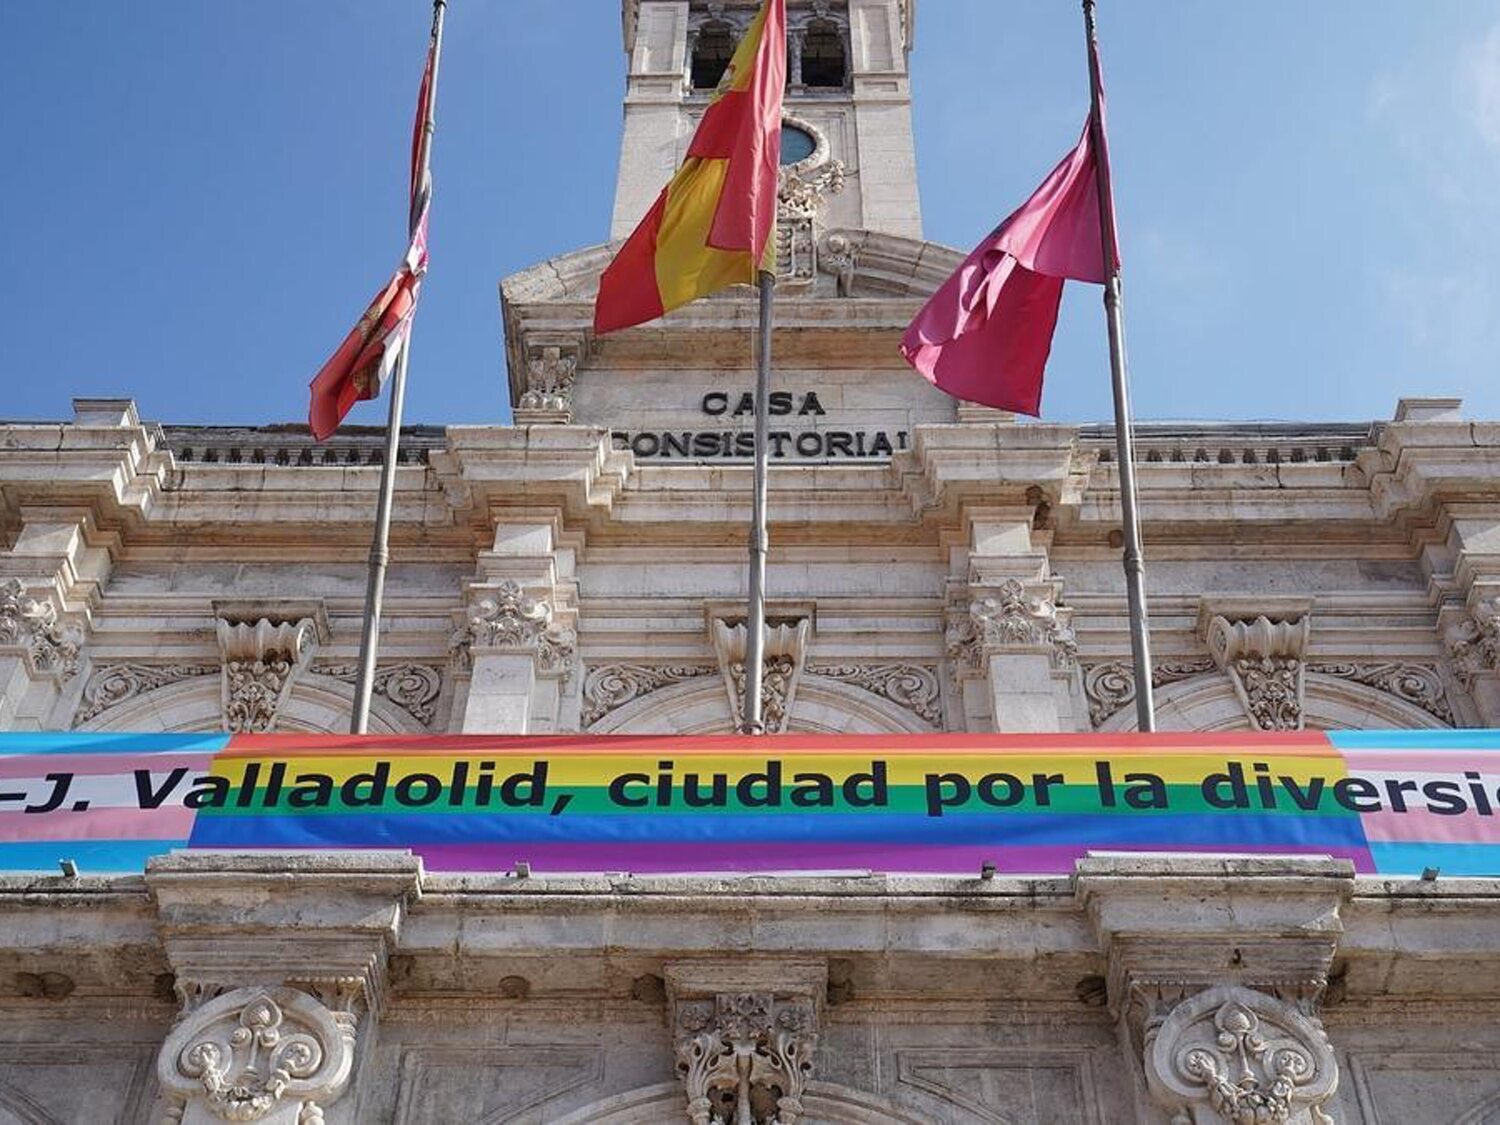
654,157,755,313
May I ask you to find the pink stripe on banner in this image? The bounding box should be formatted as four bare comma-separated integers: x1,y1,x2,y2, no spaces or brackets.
404,841,1377,876
0,753,216,779
1361,806,1500,844
0,805,196,842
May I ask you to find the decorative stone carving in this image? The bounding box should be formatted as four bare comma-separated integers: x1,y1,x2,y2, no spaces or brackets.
514,345,577,424
215,618,318,734
948,580,1076,681
818,232,859,297
448,582,575,683
1206,614,1311,731
806,664,941,727
1083,659,1218,727
712,618,810,733
1144,984,1338,1125
1306,661,1454,727
157,987,355,1125
674,992,817,1125
73,662,221,727
1445,597,1500,691
581,664,718,728
0,578,83,681
776,114,845,290
315,663,443,727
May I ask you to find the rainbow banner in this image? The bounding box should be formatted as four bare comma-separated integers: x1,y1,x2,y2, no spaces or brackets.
2,730,1500,876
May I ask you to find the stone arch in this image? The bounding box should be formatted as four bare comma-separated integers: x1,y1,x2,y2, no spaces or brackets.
73,673,419,735
548,1079,933,1125
1096,672,1451,733
586,674,937,735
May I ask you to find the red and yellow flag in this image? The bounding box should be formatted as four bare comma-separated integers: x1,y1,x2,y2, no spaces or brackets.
594,0,786,335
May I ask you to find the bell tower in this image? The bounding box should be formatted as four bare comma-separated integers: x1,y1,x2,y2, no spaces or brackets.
613,1,922,244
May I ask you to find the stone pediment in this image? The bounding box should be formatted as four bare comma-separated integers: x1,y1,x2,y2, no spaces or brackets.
500,231,965,403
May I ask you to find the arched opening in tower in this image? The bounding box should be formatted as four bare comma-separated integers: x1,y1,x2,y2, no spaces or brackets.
801,20,847,88
691,22,736,90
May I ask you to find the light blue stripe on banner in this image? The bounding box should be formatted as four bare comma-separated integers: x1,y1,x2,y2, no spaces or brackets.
0,733,232,756
1370,842,1500,877
0,839,186,873
1328,730,1500,751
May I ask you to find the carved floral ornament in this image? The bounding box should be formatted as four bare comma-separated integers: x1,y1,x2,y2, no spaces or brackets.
712,617,810,734
1145,985,1338,1125
1206,614,1310,732
0,577,84,681
449,582,576,683
158,987,355,1125
217,618,319,735
945,579,1077,679
1445,595,1500,690
515,344,577,420
675,993,817,1125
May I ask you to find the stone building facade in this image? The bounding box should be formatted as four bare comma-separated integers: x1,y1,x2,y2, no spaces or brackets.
3,1,1500,1121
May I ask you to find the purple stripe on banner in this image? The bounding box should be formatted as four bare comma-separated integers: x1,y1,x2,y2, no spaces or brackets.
410,841,1378,876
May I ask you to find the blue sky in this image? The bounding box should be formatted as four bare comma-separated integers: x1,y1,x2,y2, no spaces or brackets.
2,1,1497,428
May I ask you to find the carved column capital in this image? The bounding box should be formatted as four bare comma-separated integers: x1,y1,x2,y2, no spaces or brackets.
666,960,824,1125
449,581,575,684
1200,602,1312,731
947,579,1076,680
0,577,84,682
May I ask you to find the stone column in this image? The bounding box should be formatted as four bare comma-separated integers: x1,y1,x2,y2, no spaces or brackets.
1077,855,1351,1125
146,852,422,1125
449,582,575,734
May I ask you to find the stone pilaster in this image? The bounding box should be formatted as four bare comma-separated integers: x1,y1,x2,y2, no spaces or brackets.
1077,855,1351,1125
449,581,575,733
0,578,85,730
146,852,423,1125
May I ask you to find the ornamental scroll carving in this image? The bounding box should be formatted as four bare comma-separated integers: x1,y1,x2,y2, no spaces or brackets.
1144,985,1338,1125
74,662,220,727
1083,660,1218,727
216,618,318,734
946,579,1077,681
806,664,942,727
315,664,443,727
157,987,355,1125
581,664,718,728
1206,615,1310,732
449,582,576,684
675,993,817,1125
0,578,83,681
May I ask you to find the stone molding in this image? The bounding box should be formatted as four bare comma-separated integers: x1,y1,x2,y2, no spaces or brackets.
666,960,824,1125
804,663,941,728
1203,608,1312,731
712,617,811,734
449,581,576,684
946,579,1077,681
1444,591,1500,692
157,986,355,1125
0,577,84,682
215,617,319,734
580,663,719,729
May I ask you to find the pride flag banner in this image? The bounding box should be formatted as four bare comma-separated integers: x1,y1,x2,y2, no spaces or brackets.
3,730,1500,877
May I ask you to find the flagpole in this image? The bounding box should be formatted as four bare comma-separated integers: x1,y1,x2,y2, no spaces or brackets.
1082,0,1155,732
351,0,446,735
741,269,776,734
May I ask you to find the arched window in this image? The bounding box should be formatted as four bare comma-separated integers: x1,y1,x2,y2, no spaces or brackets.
691,21,736,91
801,19,847,89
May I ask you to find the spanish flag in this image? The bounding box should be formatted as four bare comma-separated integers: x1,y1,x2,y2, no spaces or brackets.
594,0,786,335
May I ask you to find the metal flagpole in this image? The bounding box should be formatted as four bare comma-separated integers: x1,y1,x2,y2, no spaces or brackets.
351,0,447,735
1082,0,1156,732
741,269,776,734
